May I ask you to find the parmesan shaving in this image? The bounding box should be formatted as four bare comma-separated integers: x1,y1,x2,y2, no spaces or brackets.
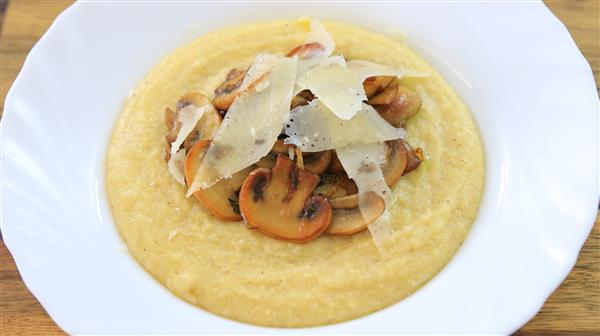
284,99,405,152
166,104,208,184
336,143,394,251
296,59,428,120
187,54,298,194
295,20,341,86
169,104,208,160
347,60,430,82
336,143,391,202
297,62,365,120
306,19,334,56
167,149,187,185
298,54,345,73
366,212,395,251
295,55,346,95
240,54,274,91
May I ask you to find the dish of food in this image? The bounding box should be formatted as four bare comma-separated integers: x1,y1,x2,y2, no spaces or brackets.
2,2,597,334
106,19,483,327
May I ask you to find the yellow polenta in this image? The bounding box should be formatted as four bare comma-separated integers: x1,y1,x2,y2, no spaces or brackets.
106,19,484,327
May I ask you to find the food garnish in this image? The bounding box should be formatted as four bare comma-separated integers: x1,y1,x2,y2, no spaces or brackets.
164,19,427,247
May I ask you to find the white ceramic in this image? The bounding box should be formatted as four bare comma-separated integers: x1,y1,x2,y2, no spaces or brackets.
2,1,598,334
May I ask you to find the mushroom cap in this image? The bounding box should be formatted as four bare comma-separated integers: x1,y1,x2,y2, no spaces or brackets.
327,191,385,235
239,155,332,243
185,140,253,221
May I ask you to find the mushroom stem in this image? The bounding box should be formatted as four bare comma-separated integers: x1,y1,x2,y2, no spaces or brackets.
295,147,304,170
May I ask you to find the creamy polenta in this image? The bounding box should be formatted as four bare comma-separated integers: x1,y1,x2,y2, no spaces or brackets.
106,19,484,327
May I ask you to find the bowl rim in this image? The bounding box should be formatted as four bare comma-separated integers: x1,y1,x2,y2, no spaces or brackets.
1,1,598,334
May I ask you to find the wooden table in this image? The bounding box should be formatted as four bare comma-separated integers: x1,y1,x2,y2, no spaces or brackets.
1,1,598,334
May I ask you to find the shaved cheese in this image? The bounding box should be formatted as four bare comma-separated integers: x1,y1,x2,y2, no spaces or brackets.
306,19,334,56
187,55,297,194
336,143,391,201
298,54,345,74
166,104,209,184
284,99,405,152
296,59,429,120
240,54,274,91
347,60,430,82
169,104,208,160
167,149,187,185
295,20,341,87
336,143,394,251
295,55,346,95
297,63,365,120
365,212,394,251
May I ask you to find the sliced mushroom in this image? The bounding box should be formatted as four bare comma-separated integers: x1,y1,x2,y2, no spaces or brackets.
329,193,359,209
239,155,332,243
368,84,422,127
255,140,292,169
363,76,395,99
401,139,423,174
185,140,254,221
256,152,277,169
286,42,325,59
271,139,295,154
326,150,345,173
327,192,385,235
213,68,246,111
314,173,358,199
255,141,330,175
164,92,221,161
290,89,315,110
164,107,177,160
302,150,332,174
381,139,408,186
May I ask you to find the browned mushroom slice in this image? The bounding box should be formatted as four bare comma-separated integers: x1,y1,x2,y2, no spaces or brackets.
164,105,176,129
302,150,332,175
164,107,179,161
326,150,345,173
185,140,254,221
381,139,408,186
315,173,358,199
164,92,221,161
256,152,277,169
255,140,293,169
256,141,329,175
271,139,295,154
213,68,247,111
363,76,395,99
327,192,385,235
401,139,423,175
328,193,359,209
290,89,315,109
212,67,273,112
180,94,221,149
239,155,332,243
368,84,422,127
286,42,325,59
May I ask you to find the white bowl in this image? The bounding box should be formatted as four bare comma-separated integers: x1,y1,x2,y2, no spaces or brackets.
2,1,598,334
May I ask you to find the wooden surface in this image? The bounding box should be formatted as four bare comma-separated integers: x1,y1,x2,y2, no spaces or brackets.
0,0,598,334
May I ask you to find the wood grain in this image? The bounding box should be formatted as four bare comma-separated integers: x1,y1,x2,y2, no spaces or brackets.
0,0,598,334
